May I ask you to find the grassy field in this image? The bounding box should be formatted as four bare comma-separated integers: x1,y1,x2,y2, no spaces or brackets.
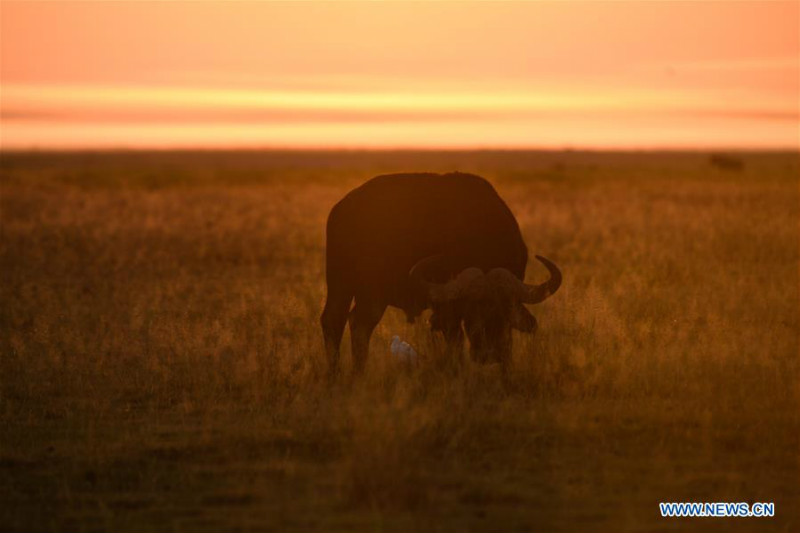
1,150,798,532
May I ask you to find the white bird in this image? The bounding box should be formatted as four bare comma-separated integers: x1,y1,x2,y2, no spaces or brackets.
390,335,418,365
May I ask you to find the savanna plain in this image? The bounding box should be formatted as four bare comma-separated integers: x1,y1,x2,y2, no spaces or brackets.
1,150,798,532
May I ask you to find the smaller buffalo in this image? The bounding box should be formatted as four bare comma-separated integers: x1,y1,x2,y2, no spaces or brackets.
321,172,561,374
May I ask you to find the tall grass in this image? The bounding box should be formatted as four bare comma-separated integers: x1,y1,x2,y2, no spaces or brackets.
1,151,798,532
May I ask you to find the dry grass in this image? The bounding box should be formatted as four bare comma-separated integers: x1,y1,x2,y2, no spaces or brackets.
1,150,798,532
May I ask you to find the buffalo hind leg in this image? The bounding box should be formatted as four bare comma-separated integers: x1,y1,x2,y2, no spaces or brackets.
321,284,353,377
349,299,386,375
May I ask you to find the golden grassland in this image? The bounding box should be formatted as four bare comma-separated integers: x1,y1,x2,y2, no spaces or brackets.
1,150,798,532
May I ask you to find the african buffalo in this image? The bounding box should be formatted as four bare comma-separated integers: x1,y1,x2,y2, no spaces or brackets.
321,172,561,374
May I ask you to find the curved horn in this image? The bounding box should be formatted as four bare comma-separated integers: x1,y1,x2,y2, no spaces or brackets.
484,267,528,296
521,255,562,304
485,256,561,303
409,255,483,302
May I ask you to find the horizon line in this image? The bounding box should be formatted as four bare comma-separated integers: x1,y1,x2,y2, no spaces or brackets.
3,145,798,155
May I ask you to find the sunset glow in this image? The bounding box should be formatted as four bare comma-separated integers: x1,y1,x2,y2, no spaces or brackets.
1,1,798,150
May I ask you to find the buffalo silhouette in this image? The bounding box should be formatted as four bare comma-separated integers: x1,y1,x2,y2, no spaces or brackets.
321,172,561,374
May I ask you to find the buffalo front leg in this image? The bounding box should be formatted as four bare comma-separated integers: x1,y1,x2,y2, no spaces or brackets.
348,299,386,375
441,318,465,370
430,309,465,370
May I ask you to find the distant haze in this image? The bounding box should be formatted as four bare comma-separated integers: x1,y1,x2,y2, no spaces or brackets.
1,1,798,150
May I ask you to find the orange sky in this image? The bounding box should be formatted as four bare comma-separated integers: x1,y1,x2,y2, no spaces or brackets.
1,1,798,150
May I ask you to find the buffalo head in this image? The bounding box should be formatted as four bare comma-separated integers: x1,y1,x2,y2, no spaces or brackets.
410,255,562,364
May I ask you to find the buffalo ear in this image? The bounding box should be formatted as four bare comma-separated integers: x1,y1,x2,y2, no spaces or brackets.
510,304,538,333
